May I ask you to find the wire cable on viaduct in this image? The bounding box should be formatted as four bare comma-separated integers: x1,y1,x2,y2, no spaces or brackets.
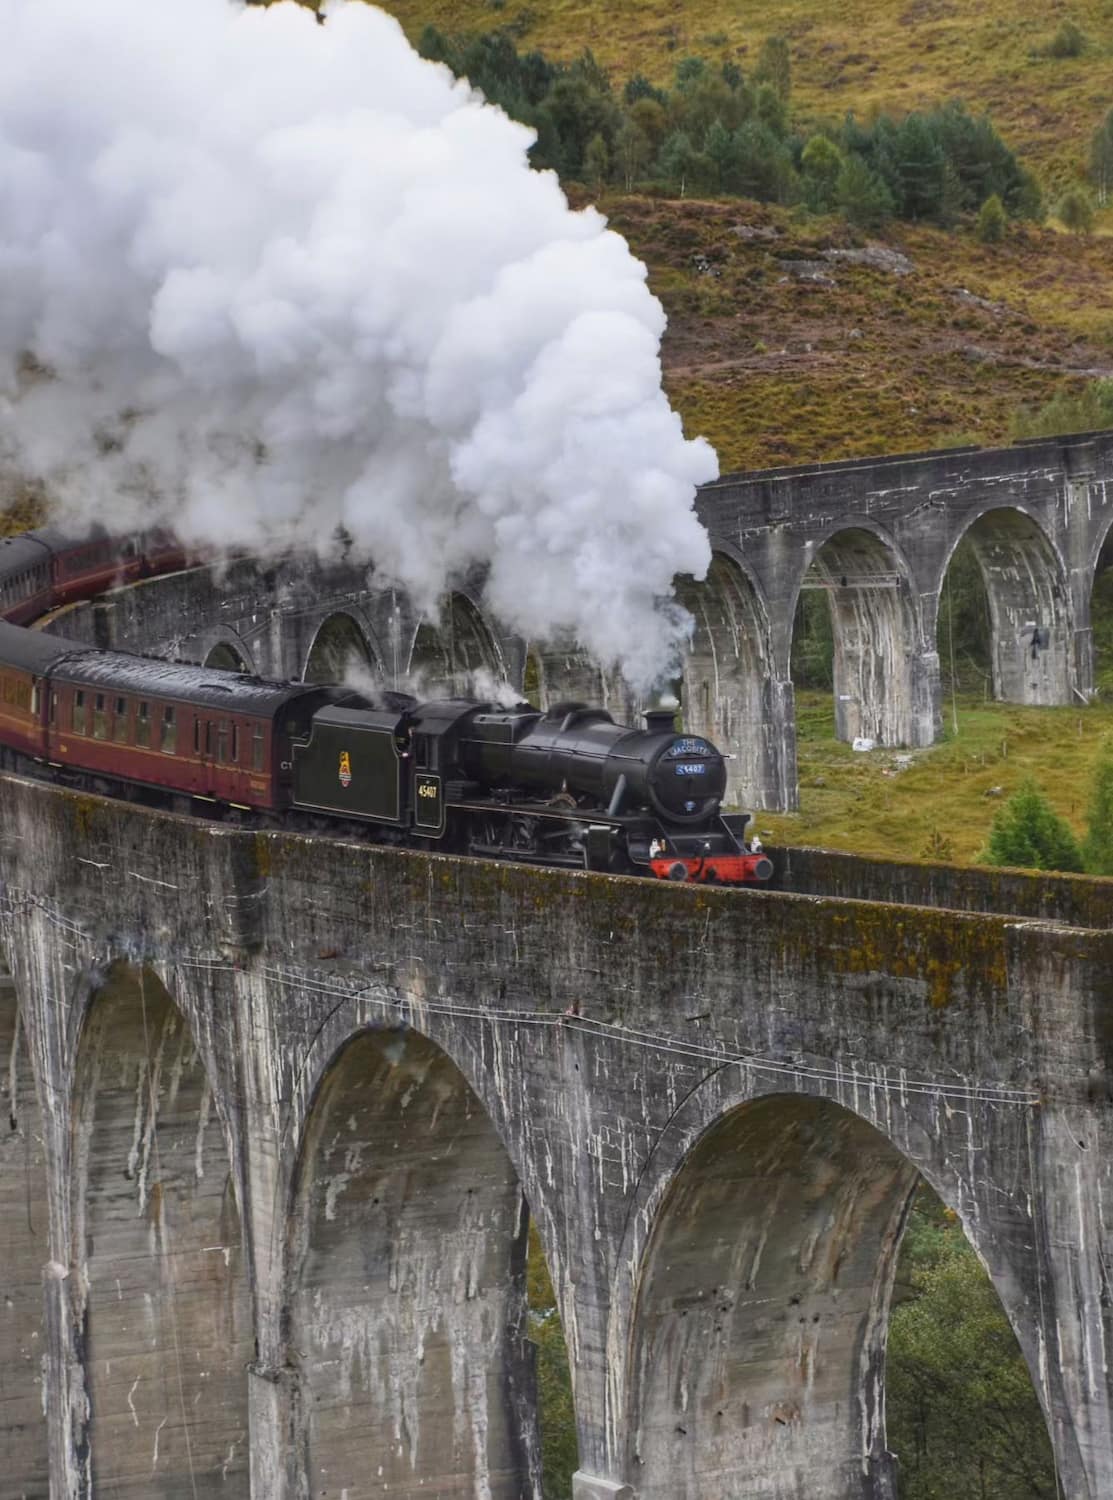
2,434,1113,1498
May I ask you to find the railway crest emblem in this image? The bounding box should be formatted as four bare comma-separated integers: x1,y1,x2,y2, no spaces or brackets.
338,750,352,789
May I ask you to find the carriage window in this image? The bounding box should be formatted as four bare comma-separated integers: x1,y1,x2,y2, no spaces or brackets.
136,701,150,748
93,693,107,740
205,721,214,758
194,717,201,755
113,696,129,744
73,691,86,735
253,725,265,772
30,682,40,716
217,720,229,763
161,705,176,755
49,691,57,727
231,724,239,764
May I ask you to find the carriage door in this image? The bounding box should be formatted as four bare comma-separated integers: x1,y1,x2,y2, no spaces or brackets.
195,713,216,796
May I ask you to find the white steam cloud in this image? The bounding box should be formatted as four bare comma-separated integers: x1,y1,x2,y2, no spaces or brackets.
0,0,717,686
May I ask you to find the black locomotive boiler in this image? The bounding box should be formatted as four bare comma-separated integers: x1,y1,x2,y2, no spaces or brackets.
293,696,773,885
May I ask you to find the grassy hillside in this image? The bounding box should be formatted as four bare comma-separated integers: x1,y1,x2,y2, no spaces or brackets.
380,0,1113,188
375,0,1113,472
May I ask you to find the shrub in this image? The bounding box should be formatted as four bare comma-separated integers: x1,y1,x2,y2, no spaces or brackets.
1058,186,1095,235
921,829,956,861
1011,378,1113,440
979,780,1083,871
975,192,1008,243
1046,19,1087,57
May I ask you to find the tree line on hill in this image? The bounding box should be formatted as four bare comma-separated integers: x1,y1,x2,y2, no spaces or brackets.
417,26,1043,231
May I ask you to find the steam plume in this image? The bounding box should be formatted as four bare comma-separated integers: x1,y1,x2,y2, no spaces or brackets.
0,0,717,686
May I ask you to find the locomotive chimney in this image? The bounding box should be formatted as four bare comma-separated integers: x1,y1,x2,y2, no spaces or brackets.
644,708,678,735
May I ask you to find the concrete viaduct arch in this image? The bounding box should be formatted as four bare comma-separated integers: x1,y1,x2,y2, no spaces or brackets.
46,432,1113,813
789,520,932,749
70,963,251,1496
302,607,380,685
1,777,1112,1497
285,1025,540,1499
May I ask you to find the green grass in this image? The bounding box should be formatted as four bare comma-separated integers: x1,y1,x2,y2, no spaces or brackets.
758,691,1113,864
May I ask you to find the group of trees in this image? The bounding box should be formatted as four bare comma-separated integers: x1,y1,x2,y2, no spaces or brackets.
418,26,1041,230
980,744,1113,873
887,1187,1057,1499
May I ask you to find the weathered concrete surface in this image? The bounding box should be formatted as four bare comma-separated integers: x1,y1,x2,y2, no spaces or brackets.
772,844,1113,928
629,1097,916,1500
0,969,48,1499
287,1029,536,1499
0,775,1112,1497
73,965,251,1497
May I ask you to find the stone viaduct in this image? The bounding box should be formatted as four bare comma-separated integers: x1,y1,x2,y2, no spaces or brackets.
42,428,1113,814
5,430,1113,1499
2,775,1113,1499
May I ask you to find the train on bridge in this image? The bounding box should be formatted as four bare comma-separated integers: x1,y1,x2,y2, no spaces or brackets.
0,526,772,886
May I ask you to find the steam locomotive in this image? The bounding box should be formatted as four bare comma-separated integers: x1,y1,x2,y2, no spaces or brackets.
0,526,772,886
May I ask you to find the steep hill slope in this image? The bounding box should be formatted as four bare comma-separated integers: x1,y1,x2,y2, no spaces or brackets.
381,0,1113,188
606,193,1113,471
376,0,1113,472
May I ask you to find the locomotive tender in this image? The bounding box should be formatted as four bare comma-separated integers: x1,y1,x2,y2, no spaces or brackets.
0,527,772,887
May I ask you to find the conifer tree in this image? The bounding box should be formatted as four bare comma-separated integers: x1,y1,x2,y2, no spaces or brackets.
975,193,1008,243
980,780,1083,872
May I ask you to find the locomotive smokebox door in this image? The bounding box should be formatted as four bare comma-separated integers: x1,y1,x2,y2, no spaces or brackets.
413,772,445,834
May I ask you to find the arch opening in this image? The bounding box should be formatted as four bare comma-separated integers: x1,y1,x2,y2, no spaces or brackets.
677,555,774,809
791,528,924,747
408,594,504,697
304,611,378,687
0,956,48,1497
627,1093,1053,1500
72,965,250,1497
203,640,249,673
936,534,993,707
1090,524,1113,698
946,508,1071,707
286,1026,566,1498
